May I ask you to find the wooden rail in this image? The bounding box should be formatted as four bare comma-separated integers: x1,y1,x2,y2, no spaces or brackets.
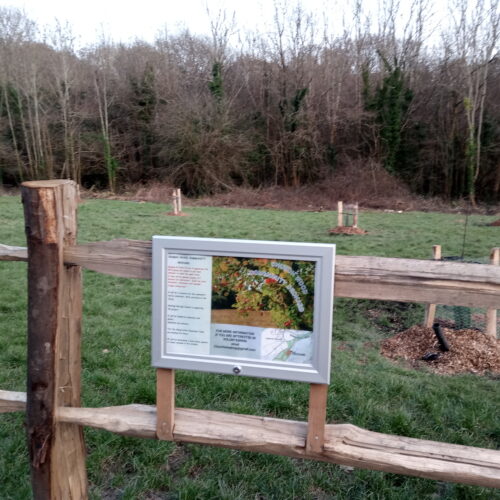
2,241,500,308
0,390,26,413
486,247,500,337
0,244,27,261
1,390,499,488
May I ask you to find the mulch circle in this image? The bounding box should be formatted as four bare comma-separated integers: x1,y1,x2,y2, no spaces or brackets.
380,325,500,375
328,226,367,235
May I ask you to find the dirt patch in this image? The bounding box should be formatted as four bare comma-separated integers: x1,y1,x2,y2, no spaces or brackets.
380,325,500,375
163,444,190,473
191,171,417,212
328,226,367,235
68,172,500,214
490,219,500,226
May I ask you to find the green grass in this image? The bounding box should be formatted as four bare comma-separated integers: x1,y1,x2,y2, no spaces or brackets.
1,195,499,499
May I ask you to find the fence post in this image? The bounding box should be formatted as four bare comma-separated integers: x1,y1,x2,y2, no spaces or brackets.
172,189,179,215
486,247,499,338
424,245,442,327
177,188,182,213
22,180,87,499
353,203,359,228
337,201,343,227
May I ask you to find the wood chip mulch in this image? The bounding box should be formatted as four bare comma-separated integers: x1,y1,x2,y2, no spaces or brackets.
328,226,367,235
380,326,500,375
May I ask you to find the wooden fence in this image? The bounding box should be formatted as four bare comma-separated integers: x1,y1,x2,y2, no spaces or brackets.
0,180,499,498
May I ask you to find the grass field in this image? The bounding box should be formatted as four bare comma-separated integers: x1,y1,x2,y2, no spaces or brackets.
0,195,499,499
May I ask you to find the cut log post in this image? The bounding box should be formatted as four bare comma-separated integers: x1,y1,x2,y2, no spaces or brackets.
353,203,359,228
337,201,343,227
424,245,442,327
22,180,87,499
172,189,179,215
486,247,499,338
177,188,182,213
156,368,175,440
306,383,328,454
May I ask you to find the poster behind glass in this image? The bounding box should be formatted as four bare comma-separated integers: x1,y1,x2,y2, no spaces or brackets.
152,237,335,383
165,254,316,365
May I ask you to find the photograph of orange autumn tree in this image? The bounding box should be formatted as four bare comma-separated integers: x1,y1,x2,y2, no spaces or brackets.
211,257,315,330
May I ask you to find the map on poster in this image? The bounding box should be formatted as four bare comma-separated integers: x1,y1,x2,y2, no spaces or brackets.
165,253,315,365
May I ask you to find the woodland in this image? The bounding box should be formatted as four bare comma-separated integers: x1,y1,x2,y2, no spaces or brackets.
0,1,499,204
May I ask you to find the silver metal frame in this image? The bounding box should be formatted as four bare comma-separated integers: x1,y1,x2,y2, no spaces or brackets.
152,236,335,384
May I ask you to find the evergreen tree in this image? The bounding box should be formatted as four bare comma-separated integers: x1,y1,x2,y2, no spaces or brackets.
363,55,413,175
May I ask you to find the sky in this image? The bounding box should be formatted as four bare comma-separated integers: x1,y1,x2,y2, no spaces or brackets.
1,0,337,46
1,0,451,47
0,0,455,51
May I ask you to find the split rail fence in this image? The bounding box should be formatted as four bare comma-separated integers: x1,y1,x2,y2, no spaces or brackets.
0,180,499,498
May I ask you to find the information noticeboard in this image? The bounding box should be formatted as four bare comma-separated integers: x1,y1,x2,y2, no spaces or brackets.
152,237,335,383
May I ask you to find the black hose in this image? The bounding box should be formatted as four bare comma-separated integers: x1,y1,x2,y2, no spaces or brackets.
432,323,450,352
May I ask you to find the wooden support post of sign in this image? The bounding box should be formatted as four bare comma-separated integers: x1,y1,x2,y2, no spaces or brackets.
424,245,442,328
22,180,87,499
486,247,500,338
177,188,182,213
306,383,328,453
337,201,343,227
353,203,359,228
156,368,175,440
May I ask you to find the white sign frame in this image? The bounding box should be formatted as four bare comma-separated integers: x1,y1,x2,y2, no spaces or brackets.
152,236,335,384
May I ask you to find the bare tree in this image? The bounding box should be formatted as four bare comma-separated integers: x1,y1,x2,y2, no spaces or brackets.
447,0,500,205
92,37,118,191
49,21,81,182
0,8,36,181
